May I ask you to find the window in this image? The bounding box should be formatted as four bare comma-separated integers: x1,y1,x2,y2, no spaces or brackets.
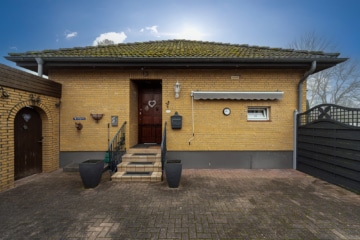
247,107,270,121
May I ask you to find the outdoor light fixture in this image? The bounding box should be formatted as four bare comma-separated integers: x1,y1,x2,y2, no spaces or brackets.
75,122,83,130
55,100,61,108
174,81,181,99
90,113,104,123
0,86,9,99
29,94,40,104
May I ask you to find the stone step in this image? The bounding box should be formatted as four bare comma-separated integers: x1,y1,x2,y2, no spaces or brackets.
111,171,162,182
111,146,162,182
122,153,161,163
118,161,161,172
127,147,161,154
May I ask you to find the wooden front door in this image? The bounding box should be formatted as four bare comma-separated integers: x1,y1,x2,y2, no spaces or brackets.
14,107,42,180
138,84,162,144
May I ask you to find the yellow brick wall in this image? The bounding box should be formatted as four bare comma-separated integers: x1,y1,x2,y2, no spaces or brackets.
51,69,132,151
49,68,304,153
0,87,60,192
160,69,303,151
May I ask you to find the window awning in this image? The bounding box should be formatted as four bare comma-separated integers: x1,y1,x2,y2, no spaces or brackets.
191,91,283,100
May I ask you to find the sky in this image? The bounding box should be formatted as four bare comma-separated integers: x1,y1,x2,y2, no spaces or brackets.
1,0,360,70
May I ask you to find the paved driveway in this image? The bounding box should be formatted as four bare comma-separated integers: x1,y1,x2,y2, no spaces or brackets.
0,169,359,239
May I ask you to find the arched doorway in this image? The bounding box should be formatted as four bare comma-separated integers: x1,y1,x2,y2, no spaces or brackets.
14,107,42,180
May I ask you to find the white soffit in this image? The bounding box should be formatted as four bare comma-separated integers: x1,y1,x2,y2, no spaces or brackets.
191,91,284,100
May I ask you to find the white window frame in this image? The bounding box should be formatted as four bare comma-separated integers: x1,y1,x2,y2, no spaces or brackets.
247,107,270,121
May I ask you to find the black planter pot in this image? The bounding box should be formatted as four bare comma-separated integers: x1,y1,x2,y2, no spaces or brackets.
165,160,182,188
79,159,104,188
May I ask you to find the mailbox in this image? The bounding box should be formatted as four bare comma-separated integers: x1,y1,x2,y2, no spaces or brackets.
171,112,182,129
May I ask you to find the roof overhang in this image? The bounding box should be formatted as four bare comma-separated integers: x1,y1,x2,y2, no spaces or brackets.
4,56,347,75
191,91,284,100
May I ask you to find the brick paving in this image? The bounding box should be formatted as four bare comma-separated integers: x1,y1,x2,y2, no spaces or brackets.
0,169,359,240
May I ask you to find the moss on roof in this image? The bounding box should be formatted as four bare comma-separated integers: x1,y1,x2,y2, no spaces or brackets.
8,39,340,59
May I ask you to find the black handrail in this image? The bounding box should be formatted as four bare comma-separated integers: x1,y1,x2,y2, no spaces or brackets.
160,122,167,181
108,121,127,173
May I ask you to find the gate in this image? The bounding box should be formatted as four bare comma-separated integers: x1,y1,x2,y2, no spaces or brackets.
297,104,360,192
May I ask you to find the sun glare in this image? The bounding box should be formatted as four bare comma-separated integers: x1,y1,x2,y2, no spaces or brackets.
175,25,207,40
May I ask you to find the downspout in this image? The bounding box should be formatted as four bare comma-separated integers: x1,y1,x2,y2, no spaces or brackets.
294,60,316,169
188,91,195,145
293,110,298,169
35,57,44,77
298,61,316,112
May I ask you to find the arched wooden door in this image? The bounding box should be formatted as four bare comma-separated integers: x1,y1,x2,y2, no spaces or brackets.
14,107,42,180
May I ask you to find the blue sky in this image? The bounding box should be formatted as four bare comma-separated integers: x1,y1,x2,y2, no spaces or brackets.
1,0,360,69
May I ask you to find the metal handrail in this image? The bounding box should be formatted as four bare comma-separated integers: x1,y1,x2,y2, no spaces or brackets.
108,121,127,173
160,122,167,181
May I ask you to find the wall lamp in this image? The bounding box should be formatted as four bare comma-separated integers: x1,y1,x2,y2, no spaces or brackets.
75,122,83,130
1,86,9,99
55,100,61,108
174,81,181,99
90,113,104,123
30,94,41,104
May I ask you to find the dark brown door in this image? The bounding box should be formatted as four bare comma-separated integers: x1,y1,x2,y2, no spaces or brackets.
14,107,42,180
138,85,162,144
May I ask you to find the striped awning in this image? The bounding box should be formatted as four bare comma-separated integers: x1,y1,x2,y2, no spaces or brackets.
191,91,283,100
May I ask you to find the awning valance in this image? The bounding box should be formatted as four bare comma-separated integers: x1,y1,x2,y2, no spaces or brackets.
191,91,283,100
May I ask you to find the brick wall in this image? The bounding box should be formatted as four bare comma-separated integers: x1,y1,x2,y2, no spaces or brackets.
49,68,305,154
161,69,304,151
0,85,60,192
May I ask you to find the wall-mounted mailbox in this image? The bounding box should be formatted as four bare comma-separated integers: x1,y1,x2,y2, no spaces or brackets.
171,112,182,129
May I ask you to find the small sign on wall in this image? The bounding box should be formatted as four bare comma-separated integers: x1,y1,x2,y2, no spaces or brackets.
111,116,118,126
73,117,86,120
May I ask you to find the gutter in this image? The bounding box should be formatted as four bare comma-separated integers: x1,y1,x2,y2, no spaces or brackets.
298,61,316,111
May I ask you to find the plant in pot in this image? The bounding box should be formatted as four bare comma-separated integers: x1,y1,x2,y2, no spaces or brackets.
79,159,104,188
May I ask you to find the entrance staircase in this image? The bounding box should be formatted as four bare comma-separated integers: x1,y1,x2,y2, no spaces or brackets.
111,146,162,182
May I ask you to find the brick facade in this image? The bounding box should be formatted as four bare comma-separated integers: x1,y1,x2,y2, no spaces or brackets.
49,68,305,155
0,64,61,192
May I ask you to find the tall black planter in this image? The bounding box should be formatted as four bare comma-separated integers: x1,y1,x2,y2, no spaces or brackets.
165,160,182,188
79,159,104,188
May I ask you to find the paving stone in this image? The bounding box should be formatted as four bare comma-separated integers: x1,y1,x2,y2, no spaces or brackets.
0,169,359,239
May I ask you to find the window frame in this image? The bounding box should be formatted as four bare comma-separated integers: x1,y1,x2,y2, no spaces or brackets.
247,107,270,121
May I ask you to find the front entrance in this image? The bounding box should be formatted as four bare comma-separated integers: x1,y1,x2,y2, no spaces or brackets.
14,107,42,180
138,81,162,144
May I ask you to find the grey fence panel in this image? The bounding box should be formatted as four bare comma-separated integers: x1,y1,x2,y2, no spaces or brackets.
297,104,360,192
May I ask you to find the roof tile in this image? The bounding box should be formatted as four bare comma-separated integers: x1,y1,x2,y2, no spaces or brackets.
8,39,340,59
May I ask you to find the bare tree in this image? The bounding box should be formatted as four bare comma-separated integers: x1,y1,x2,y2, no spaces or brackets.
97,39,115,46
290,31,336,52
289,31,360,108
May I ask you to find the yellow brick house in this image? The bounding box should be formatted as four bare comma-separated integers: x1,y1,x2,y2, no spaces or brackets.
5,40,346,182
